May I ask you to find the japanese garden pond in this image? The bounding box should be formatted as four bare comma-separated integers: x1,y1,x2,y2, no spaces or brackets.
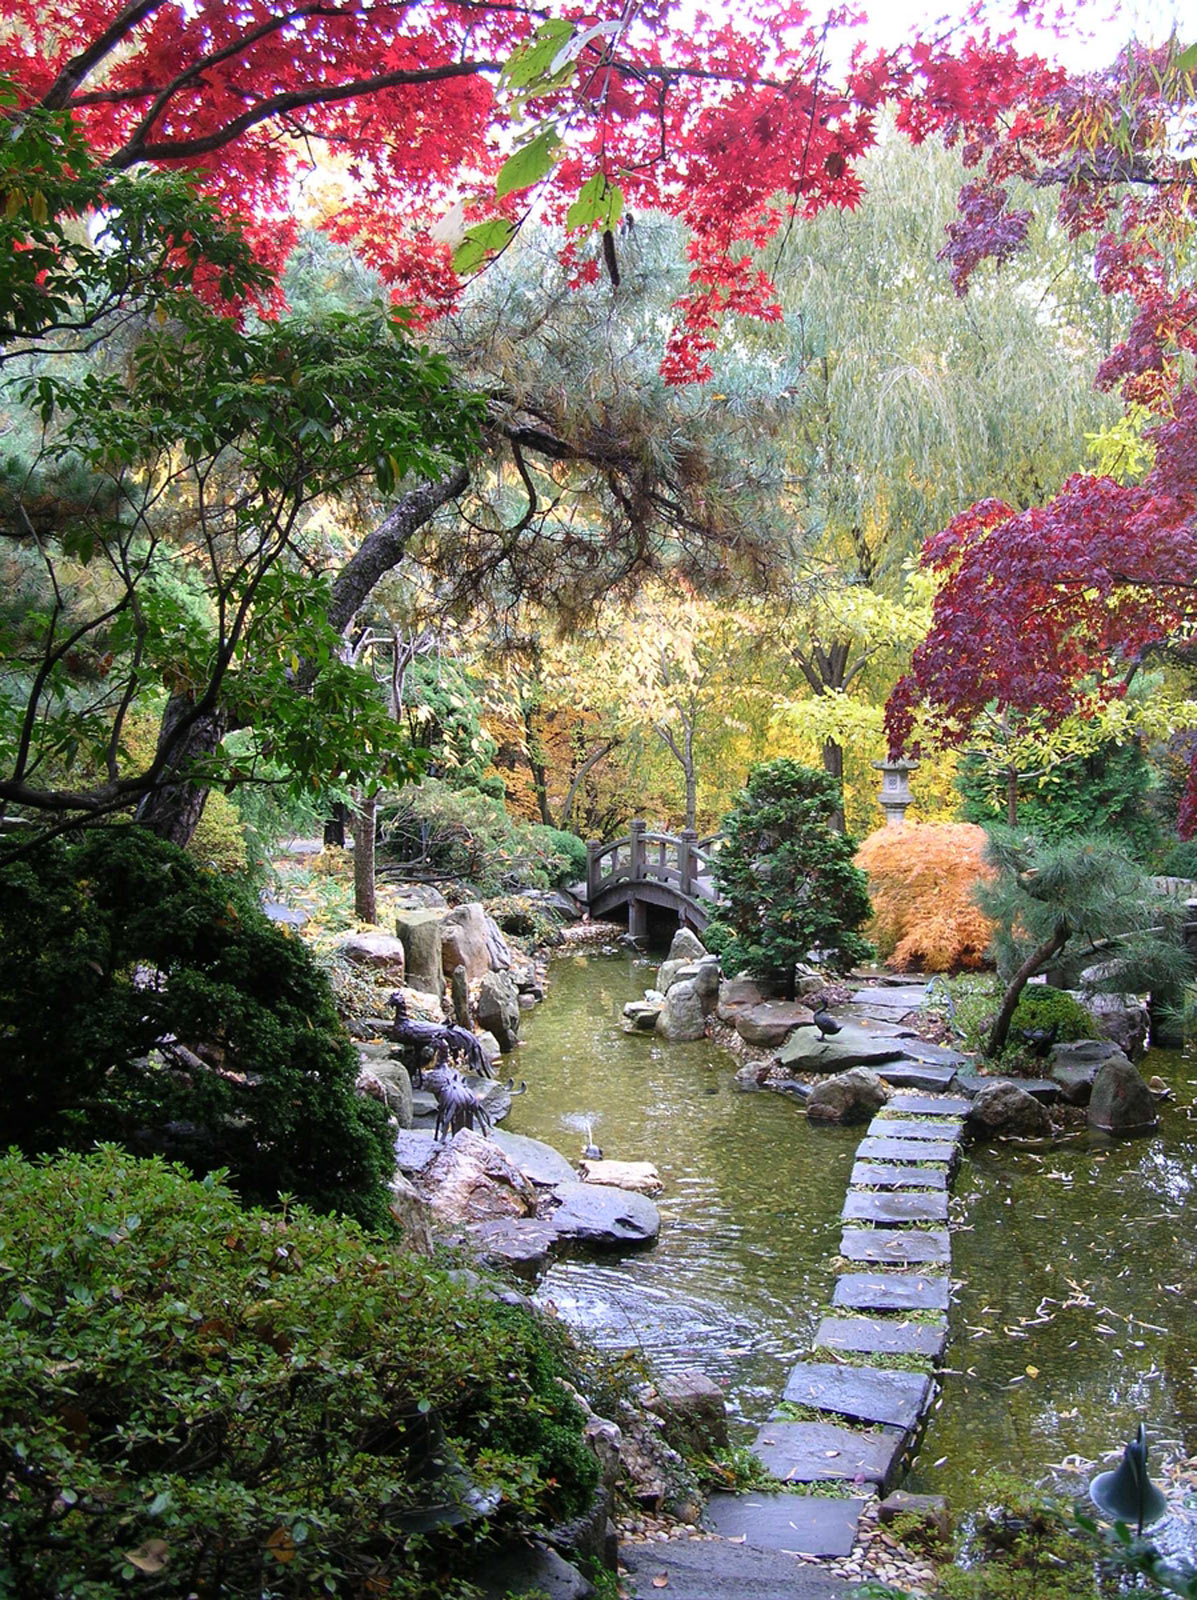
507,950,1197,1512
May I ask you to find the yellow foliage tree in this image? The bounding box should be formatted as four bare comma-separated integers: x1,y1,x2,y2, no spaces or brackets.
855,822,995,973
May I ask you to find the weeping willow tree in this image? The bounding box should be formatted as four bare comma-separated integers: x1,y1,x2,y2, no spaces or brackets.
764,128,1122,827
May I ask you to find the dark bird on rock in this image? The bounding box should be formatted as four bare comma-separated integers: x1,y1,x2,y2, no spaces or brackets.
1019,1021,1059,1058
813,1007,842,1040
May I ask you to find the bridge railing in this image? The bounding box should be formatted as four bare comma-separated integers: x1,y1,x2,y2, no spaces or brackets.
586,819,721,906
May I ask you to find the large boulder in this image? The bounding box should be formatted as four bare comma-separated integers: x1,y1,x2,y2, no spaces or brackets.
484,913,513,971
364,1057,414,1125
440,904,492,984
654,979,706,1042
776,1023,905,1073
388,1171,435,1254
716,976,767,1022
643,1369,728,1454
1087,1057,1159,1137
806,1067,891,1125
337,930,406,984
734,1002,814,1046
490,1130,578,1188
417,1128,538,1224
666,927,707,962
693,955,721,1009
477,970,520,1052
547,1182,660,1248
395,910,446,996
1049,1039,1131,1106
1080,991,1150,1061
656,958,699,995
967,1081,1053,1140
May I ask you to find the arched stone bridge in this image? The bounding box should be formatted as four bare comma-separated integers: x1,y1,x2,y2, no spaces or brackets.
584,819,721,937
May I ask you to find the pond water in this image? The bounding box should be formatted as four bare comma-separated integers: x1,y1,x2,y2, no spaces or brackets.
508,951,1197,1510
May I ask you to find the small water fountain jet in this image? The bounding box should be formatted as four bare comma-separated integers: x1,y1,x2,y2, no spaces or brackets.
560,1110,603,1160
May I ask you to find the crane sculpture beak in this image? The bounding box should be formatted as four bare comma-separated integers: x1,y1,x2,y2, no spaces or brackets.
1089,1424,1168,1534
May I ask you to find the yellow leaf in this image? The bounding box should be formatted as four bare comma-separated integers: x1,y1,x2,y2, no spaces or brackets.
1026,1364,1040,1378
266,1527,296,1564
125,1540,170,1574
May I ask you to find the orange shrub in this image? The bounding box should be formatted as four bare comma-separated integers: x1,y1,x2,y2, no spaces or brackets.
854,822,996,973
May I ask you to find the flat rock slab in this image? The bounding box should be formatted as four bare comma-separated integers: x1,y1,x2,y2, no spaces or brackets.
490,1130,578,1187
885,1093,972,1117
547,1182,660,1248
705,1492,863,1558
394,1127,436,1171
866,1116,964,1143
875,1062,961,1092
736,1001,815,1045
619,1536,851,1599
849,987,927,1012
814,1314,947,1361
855,1136,958,1165
466,1217,558,1275
890,1039,970,1067
752,1419,908,1493
833,1272,951,1314
840,1226,951,1264
955,1072,1059,1103
842,1191,949,1225
777,1023,907,1074
782,1362,932,1431
850,1162,947,1191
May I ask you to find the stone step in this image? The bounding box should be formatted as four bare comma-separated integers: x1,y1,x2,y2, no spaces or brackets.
704,1491,864,1558
884,1092,972,1117
855,1136,958,1165
875,1062,960,1092
840,1226,951,1264
842,1191,949,1226
954,1071,1059,1103
866,1115,965,1143
619,1536,853,1598
751,1419,908,1493
813,1313,947,1362
850,1162,947,1191
782,1361,932,1431
833,1271,951,1314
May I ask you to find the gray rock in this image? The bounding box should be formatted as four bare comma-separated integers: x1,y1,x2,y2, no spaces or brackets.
622,1000,662,1033
483,913,513,971
655,980,706,1042
619,1535,850,1598
417,1128,537,1224
388,1170,435,1254
666,927,707,963
814,1313,946,1361
832,1272,950,1314
475,1029,502,1064
866,1115,964,1143
782,1361,932,1430
337,930,406,982
479,1544,593,1600
716,975,767,1021
449,963,471,1028
967,1081,1054,1140
395,910,446,996
735,1002,815,1046
693,955,722,1007
777,1023,906,1073
1087,1056,1159,1137
466,1217,558,1276
394,1127,436,1171
704,1492,862,1558
878,1492,952,1548
1081,991,1149,1060
839,1227,950,1264
806,1067,890,1125
548,1182,660,1248
440,903,491,984
477,970,520,1052
751,1418,908,1493
392,882,449,910
366,1058,414,1125
842,1191,948,1225
644,1368,728,1453
855,1136,957,1165
491,1130,578,1187
655,957,697,994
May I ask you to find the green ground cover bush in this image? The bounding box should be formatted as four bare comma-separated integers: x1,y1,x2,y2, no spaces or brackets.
1008,985,1098,1045
0,826,393,1228
378,780,584,893
0,1147,598,1600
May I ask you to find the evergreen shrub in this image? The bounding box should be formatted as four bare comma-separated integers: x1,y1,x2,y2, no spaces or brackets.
1009,984,1098,1044
378,780,584,892
1161,839,1197,880
0,1147,598,1599
0,826,393,1228
704,760,873,993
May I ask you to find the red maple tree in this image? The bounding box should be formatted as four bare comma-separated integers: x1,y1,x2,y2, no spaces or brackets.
885,39,1197,831
4,0,1064,378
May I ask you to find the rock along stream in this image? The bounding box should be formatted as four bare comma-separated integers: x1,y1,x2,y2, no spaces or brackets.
507,950,1197,1513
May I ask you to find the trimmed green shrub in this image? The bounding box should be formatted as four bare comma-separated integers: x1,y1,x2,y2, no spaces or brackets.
378,780,583,893
0,826,393,1229
1162,839,1197,880
1009,985,1098,1044
185,788,250,875
0,1147,598,1599
704,760,873,994
528,824,588,885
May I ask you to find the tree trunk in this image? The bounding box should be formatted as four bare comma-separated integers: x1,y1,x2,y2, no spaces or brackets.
350,791,377,923
985,920,1070,1057
134,694,227,846
822,736,846,834
1006,765,1019,826
523,706,552,826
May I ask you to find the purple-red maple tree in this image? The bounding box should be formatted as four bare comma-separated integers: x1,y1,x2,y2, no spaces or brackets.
885,38,1197,832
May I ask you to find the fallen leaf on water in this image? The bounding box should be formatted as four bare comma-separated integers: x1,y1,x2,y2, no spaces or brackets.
652,1575,670,1589
1026,1365,1040,1378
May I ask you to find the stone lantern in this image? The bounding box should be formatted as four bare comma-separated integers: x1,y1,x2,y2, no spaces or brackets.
872,758,918,826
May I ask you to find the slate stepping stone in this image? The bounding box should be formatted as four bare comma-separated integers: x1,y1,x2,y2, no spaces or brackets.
955,1071,1059,1103
849,986,928,1011
751,1419,908,1493
855,1136,957,1165
840,1226,951,1264
866,1116,964,1143
885,1093,972,1117
875,1061,960,1092
705,1491,863,1558
814,1313,947,1361
619,1535,850,1599
781,1361,932,1431
833,1271,951,1314
893,1039,969,1067
842,1190,949,1225
850,1162,947,1191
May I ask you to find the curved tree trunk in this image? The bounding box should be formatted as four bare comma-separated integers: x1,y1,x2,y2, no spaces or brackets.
134,696,227,846
350,791,378,923
985,920,1070,1057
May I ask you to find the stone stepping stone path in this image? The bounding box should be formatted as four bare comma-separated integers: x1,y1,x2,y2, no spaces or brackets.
875,1060,961,1092
840,1226,951,1264
833,1272,951,1314
752,1418,909,1493
705,1491,863,1558
850,1161,947,1190
842,1190,948,1225
813,1313,948,1362
781,1363,932,1431
855,1134,959,1165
